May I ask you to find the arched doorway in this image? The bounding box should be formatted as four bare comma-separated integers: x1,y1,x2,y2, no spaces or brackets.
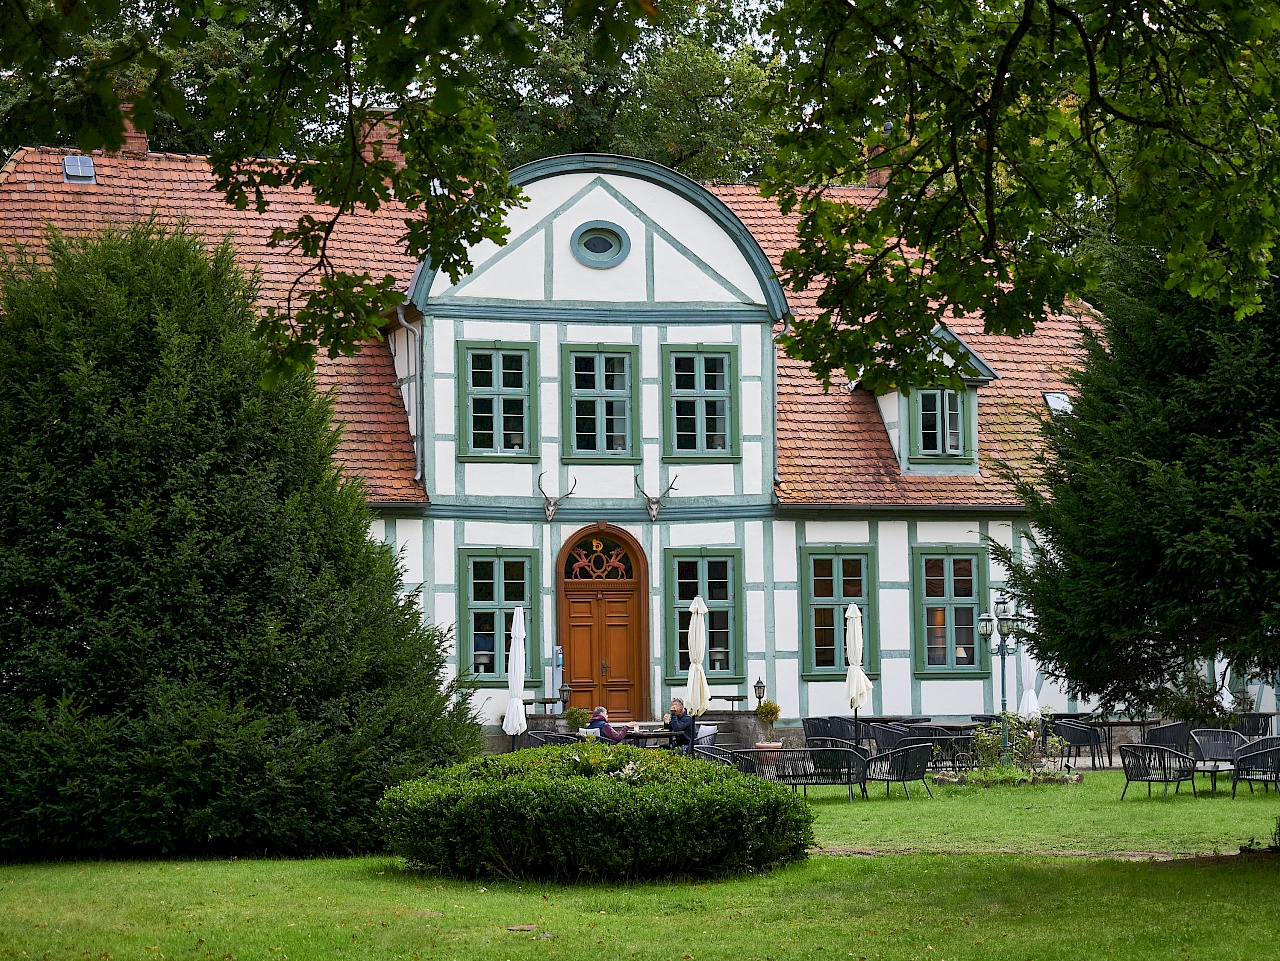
556,523,650,721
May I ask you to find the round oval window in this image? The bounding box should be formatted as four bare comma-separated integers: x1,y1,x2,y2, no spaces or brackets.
570,221,630,269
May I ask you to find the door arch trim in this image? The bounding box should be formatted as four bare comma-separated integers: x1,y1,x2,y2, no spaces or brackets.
556,522,651,720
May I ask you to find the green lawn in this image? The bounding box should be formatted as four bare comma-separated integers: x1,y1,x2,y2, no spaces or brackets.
3,853,1280,960
810,769,1280,854
3,770,1279,960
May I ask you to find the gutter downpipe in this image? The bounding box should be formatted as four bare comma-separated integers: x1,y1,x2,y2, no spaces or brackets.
396,305,424,483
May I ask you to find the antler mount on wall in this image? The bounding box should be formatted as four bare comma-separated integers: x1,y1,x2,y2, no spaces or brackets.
537,473,577,521
634,474,678,522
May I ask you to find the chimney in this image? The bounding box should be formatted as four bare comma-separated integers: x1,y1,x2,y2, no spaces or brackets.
359,109,405,171
119,103,149,154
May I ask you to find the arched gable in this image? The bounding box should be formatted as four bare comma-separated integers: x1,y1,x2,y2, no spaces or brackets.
409,154,789,322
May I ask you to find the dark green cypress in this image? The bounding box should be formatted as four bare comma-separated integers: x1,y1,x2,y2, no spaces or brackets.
994,246,1280,713
0,222,480,858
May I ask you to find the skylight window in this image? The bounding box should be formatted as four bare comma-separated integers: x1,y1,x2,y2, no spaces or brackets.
62,155,96,184
1043,392,1074,415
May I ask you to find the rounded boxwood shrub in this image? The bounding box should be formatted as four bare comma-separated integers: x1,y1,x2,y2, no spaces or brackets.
379,743,815,881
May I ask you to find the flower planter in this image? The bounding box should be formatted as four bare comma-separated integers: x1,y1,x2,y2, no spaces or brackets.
754,740,784,763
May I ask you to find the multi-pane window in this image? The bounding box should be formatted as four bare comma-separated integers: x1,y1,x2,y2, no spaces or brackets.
674,556,734,673
922,554,978,668
808,554,869,671
467,555,531,678
570,351,631,455
918,389,964,456
465,347,531,455
670,351,731,454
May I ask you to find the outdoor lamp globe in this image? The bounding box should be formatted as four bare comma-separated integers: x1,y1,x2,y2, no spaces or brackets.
978,612,996,640
996,598,1016,638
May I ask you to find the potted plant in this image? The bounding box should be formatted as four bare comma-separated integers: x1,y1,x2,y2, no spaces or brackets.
563,706,592,734
755,699,782,752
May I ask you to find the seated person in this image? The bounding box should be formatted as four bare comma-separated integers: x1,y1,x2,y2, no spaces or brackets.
664,697,695,750
586,706,636,743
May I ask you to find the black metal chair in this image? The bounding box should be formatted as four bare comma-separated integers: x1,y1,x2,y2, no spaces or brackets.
528,731,581,747
693,745,738,766
734,747,869,802
801,716,835,744
1234,713,1272,739
1191,728,1247,762
870,722,909,753
1119,744,1197,799
971,714,1002,724
1056,719,1103,769
828,716,865,748
806,736,867,756
690,723,718,754
865,743,934,799
1232,741,1280,797
1143,721,1191,753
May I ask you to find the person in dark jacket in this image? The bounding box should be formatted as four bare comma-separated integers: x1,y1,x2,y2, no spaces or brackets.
664,697,695,750
586,707,636,743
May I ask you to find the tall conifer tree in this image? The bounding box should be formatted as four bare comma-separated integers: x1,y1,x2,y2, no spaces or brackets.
0,224,479,858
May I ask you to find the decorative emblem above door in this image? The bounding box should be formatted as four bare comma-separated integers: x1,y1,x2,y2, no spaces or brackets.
565,536,634,580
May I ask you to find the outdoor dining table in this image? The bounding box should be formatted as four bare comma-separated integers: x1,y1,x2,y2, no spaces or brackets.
1196,760,1233,797
1083,717,1159,767
625,728,683,748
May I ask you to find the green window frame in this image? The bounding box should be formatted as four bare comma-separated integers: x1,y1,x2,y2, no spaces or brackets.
663,548,745,685
661,344,740,461
908,386,978,465
456,340,539,462
560,344,641,463
800,546,879,680
459,548,541,687
911,546,990,678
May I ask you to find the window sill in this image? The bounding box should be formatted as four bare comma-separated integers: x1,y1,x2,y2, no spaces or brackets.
661,453,742,464
912,667,991,680
907,454,977,467
663,673,745,687
462,675,542,689
801,669,882,683
457,453,541,464
562,453,643,465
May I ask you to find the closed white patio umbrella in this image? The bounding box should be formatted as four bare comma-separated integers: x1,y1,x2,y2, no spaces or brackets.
684,596,712,719
501,605,528,748
844,603,873,712
1018,644,1041,717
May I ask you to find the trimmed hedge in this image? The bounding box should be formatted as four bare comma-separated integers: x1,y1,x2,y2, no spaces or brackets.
379,743,815,881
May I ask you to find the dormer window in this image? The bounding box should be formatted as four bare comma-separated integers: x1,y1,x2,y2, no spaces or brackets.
919,389,964,456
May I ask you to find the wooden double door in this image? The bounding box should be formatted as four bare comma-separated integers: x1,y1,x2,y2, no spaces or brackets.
558,525,649,721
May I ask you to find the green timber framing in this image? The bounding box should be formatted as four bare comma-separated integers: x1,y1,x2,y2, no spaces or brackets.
384,154,1070,727
368,505,1074,725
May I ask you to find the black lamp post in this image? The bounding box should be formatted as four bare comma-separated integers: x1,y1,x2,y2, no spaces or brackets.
979,598,1022,762
559,681,572,712
754,677,766,707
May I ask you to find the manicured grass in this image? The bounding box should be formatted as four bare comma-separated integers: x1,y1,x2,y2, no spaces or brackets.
3,853,1280,960
4,770,1278,959
809,769,1280,855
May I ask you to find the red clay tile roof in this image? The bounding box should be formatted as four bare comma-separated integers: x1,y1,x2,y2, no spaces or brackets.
0,148,1082,509
0,146,425,504
710,184,1085,509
